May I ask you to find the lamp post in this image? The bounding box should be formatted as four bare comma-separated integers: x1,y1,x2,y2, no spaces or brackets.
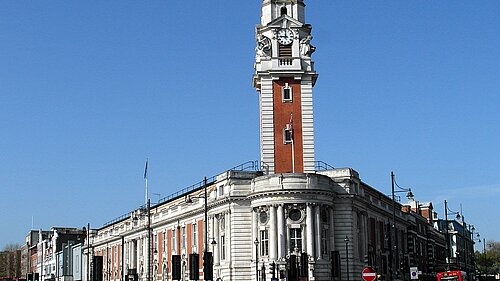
132,199,152,281
444,200,461,271
147,200,151,281
254,239,259,281
470,226,482,277
85,223,92,281
186,177,214,280
344,236,350,281
185,178,209,252
391,172,414,280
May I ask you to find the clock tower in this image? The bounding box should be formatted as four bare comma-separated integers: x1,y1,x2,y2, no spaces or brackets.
253,0,318,174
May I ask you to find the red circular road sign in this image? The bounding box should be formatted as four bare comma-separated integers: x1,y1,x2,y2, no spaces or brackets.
362,267,377,281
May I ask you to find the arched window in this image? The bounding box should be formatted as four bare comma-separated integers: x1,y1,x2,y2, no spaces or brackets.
281,6,287,16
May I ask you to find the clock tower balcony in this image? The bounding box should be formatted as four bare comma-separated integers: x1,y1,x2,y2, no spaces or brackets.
254,56,315,74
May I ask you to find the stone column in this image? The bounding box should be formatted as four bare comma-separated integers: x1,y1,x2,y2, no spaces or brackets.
253,208,259,261
213,216,220,265
270,205,278,260
315,205,322,259
353,211,358,258
277,204,285,259
225,211,230,262
134,239,138,270
330,207,335,252
306,204,314,256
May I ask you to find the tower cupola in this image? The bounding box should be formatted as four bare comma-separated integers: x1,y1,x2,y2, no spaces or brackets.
260,0,306,25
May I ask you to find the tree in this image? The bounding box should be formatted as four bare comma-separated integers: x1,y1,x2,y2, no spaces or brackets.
475,240,500,278
2,244,21,252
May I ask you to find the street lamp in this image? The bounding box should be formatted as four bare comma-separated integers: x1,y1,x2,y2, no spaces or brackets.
185,178,209,252
344,236,350,281
254,238,259,281
391,172,414,280
185,177,214,280
444,200,461,270
132,199,152,281
469,226,481,277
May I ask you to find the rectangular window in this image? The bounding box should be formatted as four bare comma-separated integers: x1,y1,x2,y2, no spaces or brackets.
260,230,269,256
125,242,129,264
162,232,166,254
321,228,329,255
284,128,292,144
192,224,198,251
289,228,302,253
139,239,143,256
172,230,176,253
218,185,224,196
282,84,292,102
220,235,225,260
182,227,186,250
154,234,158,254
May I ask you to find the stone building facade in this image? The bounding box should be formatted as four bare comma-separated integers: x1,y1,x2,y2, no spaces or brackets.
85,1,453,281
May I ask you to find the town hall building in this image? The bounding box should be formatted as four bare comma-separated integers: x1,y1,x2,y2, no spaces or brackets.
84,1,450,281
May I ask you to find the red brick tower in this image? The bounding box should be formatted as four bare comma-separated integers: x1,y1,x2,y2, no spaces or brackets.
253,0,318,174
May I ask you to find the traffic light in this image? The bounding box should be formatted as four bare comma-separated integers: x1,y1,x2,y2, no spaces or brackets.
288,255,297,281
270,261,276,278
300,252,308,278
93,256,103,281
27,273,33,281
189,253,199,280
203,252,213,281
331,251,340,278
172,255,181,280
34,273,39,281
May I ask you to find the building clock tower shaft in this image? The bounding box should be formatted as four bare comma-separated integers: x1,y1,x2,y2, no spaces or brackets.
253,0,318,174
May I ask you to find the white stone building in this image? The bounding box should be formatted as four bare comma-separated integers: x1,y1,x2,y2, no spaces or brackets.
87,1,420,281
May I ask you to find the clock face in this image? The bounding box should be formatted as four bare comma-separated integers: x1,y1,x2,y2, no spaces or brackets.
277,28,294,45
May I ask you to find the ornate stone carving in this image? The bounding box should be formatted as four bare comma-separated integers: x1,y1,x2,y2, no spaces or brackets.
300,34,316,57
256,34,272,58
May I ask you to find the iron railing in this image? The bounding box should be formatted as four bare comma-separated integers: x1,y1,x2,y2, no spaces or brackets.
314,160,335,171
103,160,262,227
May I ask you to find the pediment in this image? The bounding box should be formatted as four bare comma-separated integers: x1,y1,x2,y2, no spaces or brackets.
266,15,304,29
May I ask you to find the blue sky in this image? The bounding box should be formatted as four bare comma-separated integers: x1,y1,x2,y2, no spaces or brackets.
1,1,499,250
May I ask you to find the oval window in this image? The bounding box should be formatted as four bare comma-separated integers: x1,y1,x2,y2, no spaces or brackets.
289,209,302,222
259,211,268,224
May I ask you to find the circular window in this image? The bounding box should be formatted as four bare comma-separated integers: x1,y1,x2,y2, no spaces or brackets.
259,211,268,224
288,209,302,222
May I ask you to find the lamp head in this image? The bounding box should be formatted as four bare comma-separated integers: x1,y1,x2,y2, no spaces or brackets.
406,189,414,199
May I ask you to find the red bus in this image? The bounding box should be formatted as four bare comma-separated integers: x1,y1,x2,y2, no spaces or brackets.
437,271,469,281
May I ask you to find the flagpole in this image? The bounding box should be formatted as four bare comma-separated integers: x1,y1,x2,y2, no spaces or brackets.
144,158,149,206
290,113,295,173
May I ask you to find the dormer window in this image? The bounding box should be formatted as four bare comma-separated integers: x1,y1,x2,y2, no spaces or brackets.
282,83,292,102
